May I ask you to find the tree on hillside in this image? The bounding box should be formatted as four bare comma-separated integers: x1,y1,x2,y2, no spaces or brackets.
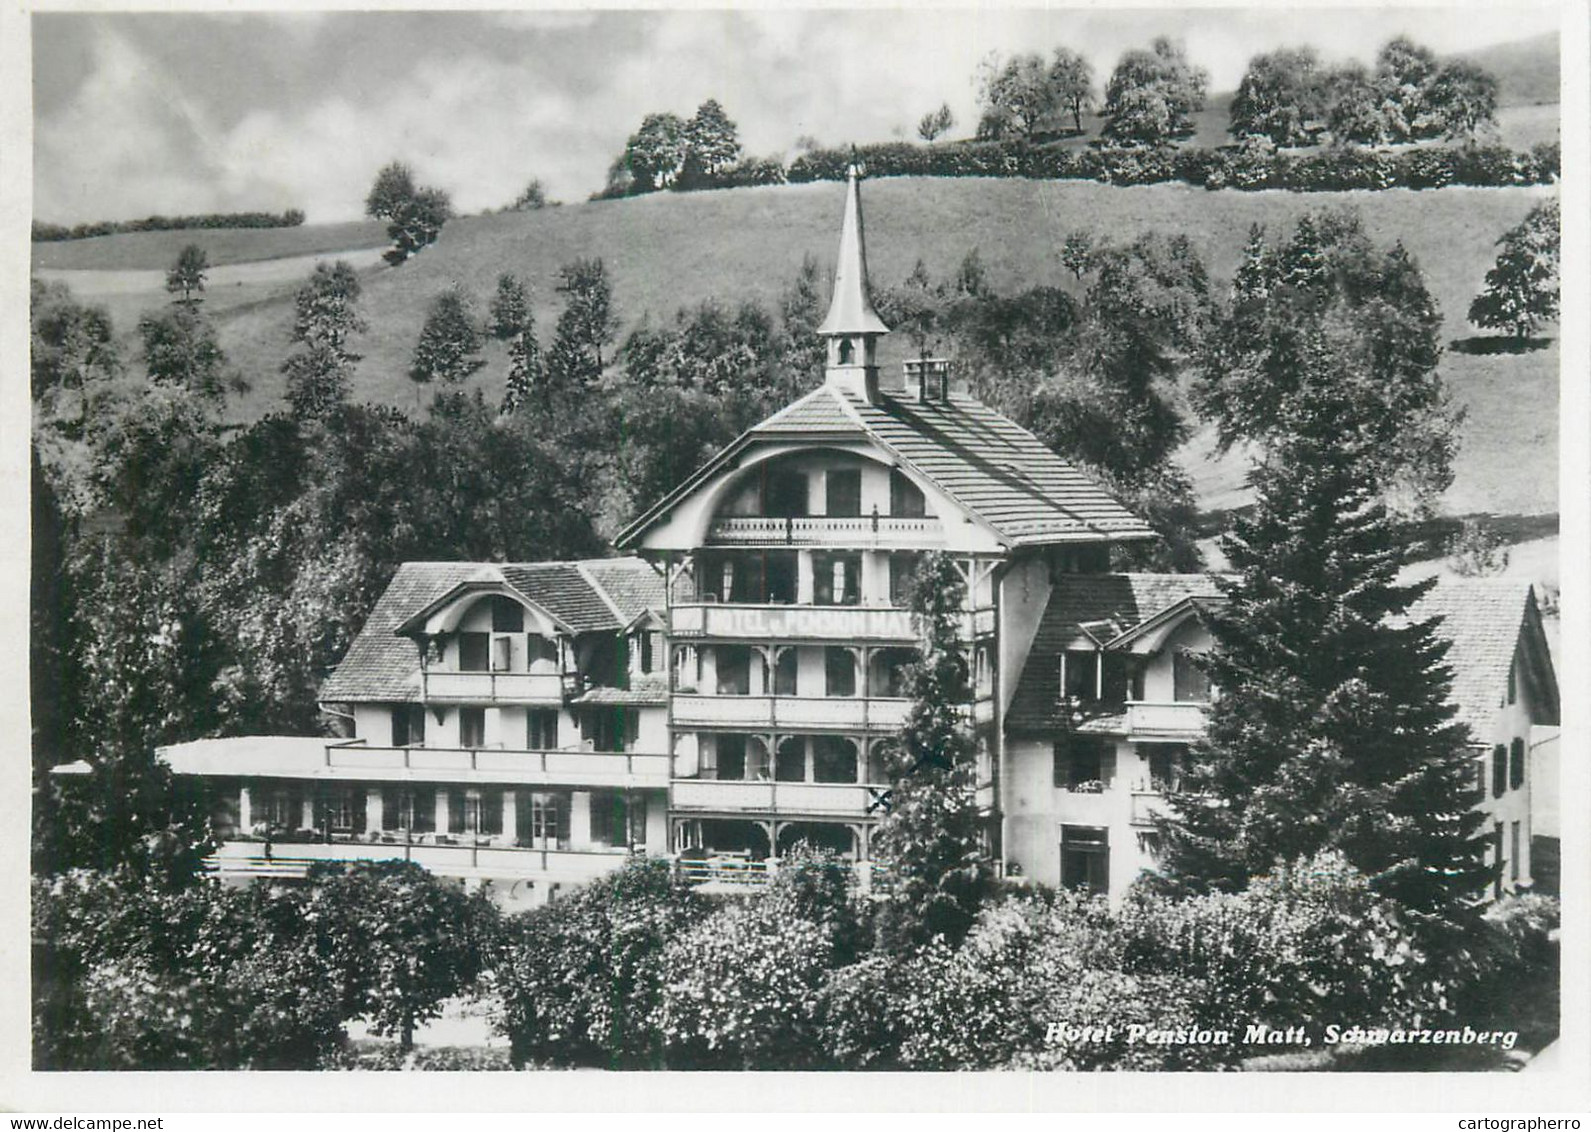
409,286,485,405
165,244,209,307
1323,61,1392,145
778,253,828,387
1155,354,1491,919
282,261,365,420
871,552,995,950
1049,48,1096,134
507,178,550,211
138,305,230,403
488,273,530,340
1374,35,1441,140
918,103,955,144
624,113,688,193
875,259,949,358
545,258,617,393
976,50,1091,140
682,99,743,183
364,161,453,265
1101,37,1208,144
30,281,122,424
1469,199,1560,339
1229,47,1325,145
1192,208,1460,512
1427,59,1500,140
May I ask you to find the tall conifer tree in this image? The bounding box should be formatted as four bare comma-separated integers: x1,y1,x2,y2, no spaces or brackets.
1157,336,1490,917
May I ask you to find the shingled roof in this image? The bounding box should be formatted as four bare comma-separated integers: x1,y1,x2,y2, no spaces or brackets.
320,558,665,704
1007,573,1226,733
1402,577,1557,735
618,384,1154,549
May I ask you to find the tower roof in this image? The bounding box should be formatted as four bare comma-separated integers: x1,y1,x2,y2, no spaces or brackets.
816,167,890,338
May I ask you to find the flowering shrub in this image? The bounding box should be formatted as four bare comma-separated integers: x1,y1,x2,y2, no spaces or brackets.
1119,852,1452,1030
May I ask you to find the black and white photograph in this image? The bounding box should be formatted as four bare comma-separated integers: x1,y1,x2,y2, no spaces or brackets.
7,0,1587,1113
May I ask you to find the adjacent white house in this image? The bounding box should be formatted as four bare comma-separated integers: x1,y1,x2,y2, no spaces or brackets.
157,171,1560,906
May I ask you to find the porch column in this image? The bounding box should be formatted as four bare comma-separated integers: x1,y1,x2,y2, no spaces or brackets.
365,787,384,834
237,783,253,831
796,550,815,604
501,789,518,844
301,794,316,831
435,789,450,834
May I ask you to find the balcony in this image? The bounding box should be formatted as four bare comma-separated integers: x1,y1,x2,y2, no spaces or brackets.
671,694,911,731
1126,700,1208,739
671,778,888,817
705,515,944,549
419,670,567,704
324,742,669,788
1131,791,1168,827
669,603,996,641
204,838,637,882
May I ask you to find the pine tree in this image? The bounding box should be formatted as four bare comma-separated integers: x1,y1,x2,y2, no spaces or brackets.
1157,340,1491,918
871,552,995,949
502,323,543,416
489,273,531,340
282,261,365,419
545,259,615,394
409,286,485,408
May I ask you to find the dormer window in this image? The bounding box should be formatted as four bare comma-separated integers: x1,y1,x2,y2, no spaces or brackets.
490,596,524,633
826,469,862,517
890,469,926,518
458,632,490,672
1172,650,1211,703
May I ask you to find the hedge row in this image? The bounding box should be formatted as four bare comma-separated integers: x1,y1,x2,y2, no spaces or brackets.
786,139,1560,192
32,209,307,243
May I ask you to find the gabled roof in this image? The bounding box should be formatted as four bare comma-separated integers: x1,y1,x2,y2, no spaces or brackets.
320,558,664,704
616,384,1155,549
1402,577,1559,734
1007,573,1225,732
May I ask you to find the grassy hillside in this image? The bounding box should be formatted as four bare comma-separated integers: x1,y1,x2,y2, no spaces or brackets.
30,219,388,271
1455,31,1561,106
35,176,1559,524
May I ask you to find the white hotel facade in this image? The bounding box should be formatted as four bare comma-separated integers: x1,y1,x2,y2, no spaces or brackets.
161,173,1558,904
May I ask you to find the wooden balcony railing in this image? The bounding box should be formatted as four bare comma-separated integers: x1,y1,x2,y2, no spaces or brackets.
323,742,669,787
670,694,912,731
203,839,637,881
1126,701,1209,738
705,515,945,548
419,670,568,704
670,778,892,817
669,603,996,640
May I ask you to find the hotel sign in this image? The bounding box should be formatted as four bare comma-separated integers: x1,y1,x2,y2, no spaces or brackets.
671,604,916,640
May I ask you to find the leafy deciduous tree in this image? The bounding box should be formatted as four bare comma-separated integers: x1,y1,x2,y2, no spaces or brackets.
165,244,209,306
364,161,453,265
1469,198,1560,339
1102,37,1209,144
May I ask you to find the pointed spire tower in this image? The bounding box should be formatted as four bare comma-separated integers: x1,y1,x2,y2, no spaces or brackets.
818,163,890,403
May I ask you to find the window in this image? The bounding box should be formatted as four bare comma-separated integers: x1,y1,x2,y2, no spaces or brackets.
871,648,917,698
527,708,559,750
825,469,862,517
517,792,568,849
1172,651,1211,703
762,552,799,603
825,647,857,697
1474,754,1488,801
491,596,524,633
590,791,634,848
447,789,503,836
813,553,861,606
716,646,754,695
316,787,366,834
1509,737,1525,790
587,709,631,753
1494,821,1505,900
458,632,490,672
715,735,748,781
1510,821,1521,883
890,469,926,518
1492,743,1507,798
1060,825,1110,895
813,736,858,783
1100,654,1129,703
1146,745,1188,793
773,649,799,696
391,705,426,747
889,552,922,606
265,787,301,830
1063,650,1098,701
776,738,807,782
527,635,559,673
765,469,808,517
382,788,435,834
638,631,655,675
459,707,486,749
1053,737,1113,791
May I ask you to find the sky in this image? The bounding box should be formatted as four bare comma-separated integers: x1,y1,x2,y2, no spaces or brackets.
31,5,1562,225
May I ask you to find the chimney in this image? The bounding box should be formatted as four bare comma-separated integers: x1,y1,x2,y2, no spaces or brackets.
904,357,953,402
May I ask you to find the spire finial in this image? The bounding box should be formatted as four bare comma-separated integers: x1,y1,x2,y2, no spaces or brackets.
817,158,889,339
